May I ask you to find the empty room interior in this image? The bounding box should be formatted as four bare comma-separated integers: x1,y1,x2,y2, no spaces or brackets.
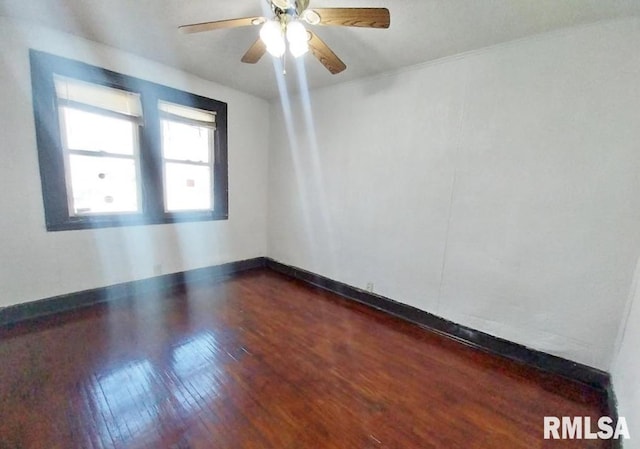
1,0,639,447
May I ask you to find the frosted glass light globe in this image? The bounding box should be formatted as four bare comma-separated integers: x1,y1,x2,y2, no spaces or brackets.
260,20,285,57
286,21,309,57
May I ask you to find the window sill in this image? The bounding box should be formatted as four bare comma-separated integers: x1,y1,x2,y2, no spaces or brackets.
45,212,229,231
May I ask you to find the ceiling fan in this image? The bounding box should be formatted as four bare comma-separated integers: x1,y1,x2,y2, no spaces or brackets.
179,0,390,75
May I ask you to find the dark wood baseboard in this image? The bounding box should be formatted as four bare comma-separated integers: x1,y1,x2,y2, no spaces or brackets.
0,255,615,410
1,263,608,448
0,257,266,328
605,384,622,449
265,258,611,393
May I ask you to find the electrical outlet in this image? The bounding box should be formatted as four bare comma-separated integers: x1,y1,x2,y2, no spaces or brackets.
366,282,374,293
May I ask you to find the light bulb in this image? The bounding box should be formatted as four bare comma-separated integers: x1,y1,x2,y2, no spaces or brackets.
267,38,286,57
286,21,309,57
260,20,285,57
289,41,309,58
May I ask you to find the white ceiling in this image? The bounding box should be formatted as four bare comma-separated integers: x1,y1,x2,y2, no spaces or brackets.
1,0,639,99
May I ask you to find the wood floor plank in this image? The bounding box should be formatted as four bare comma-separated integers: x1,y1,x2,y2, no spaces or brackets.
0,269,609,448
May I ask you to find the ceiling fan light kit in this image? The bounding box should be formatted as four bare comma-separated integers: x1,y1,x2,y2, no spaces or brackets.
259,19,309,58
179,0,390,75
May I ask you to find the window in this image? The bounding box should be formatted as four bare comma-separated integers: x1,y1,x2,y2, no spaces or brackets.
159,101,215,212
30,50,228,231
55,76,143,216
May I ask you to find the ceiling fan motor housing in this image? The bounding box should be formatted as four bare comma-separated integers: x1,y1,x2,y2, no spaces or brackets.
270,0,309,17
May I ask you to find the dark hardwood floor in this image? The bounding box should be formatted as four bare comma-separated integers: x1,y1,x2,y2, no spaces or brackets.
0,269,609,448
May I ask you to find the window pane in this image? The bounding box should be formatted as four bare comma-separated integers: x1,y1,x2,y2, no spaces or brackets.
164,163,212,212
68,154,139,215
62,106,136,155
161,119,211,163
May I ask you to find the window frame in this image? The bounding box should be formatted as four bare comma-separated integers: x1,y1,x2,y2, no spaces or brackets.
30,49,228,231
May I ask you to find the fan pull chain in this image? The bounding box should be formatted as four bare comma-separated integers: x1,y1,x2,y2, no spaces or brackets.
282,49,287,75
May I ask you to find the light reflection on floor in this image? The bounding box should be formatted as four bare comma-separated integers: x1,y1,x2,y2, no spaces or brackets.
170,332,222,414
91,359,157,444
86,330,224,447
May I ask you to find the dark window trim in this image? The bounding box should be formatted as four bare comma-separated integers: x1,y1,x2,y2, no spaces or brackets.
29,49,228,231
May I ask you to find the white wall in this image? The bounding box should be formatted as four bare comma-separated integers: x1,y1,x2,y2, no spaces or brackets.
0,18,269,307
2,13,639,374
613,259,640,446
268,18,640,370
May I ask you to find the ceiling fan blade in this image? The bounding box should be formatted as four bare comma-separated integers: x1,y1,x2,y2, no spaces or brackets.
308,8,390,28
179,17,265,34
241,38,267,64
307,31,346,75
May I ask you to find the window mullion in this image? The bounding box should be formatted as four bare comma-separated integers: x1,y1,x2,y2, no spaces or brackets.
213,103,228,218
138,90,165,222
